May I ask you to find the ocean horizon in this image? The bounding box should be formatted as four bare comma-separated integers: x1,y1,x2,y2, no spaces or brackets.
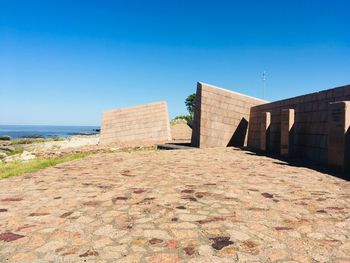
0,125,100,139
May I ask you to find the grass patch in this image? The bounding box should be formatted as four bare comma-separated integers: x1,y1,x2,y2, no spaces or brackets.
121,146,158,153
7,147,24,156
0,152,91,179
10,138,65,145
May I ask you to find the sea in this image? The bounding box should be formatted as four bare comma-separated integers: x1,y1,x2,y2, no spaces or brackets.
0,125,100,139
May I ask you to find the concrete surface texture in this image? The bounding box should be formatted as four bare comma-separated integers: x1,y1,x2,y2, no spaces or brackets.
170,121,192,141
328,101,350,172
100,101,172,146
260,112,271,151
280,109,295,157
248,84,350,172
0,147,349,262
191,82,266,148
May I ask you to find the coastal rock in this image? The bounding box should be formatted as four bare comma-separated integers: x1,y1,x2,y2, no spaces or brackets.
3,156,16,163
0,152,7,159
3,151,35,163
0,135,11,141
0,146,15,152
20,151,36,161
23,134,44,139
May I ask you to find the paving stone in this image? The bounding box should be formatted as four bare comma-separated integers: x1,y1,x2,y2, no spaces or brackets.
11,252,37,262
227,229,251,241
177,214,207,222
0,147,348,262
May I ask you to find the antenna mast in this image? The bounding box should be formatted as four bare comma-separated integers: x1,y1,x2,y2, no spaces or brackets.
262,71,266,100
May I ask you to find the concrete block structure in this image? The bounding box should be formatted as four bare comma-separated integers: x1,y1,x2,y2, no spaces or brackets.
260,112,271,151
248,84,350,173
191,82,266,148
280,109,295,156
100,101,172,146
328,101,350,172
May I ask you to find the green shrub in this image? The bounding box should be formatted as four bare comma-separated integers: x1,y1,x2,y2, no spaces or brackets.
170,115,192,125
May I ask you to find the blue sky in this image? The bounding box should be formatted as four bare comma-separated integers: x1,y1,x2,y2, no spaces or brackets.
1,0,349,126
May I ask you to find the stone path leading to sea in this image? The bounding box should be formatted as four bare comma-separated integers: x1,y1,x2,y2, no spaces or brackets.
0,147,349,262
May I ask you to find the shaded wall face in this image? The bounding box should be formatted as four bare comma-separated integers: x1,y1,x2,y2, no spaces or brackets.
191,82,266,148
248,84,350,165
100,101,172,146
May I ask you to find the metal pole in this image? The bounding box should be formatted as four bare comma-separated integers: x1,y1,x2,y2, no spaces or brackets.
263,71,266,100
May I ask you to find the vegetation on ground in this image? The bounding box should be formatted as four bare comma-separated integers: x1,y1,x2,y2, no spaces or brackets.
121,146,157,153
171,93,196,124
0,152,91,179
170,115,193,125
6,147,24,156
10,137,65,145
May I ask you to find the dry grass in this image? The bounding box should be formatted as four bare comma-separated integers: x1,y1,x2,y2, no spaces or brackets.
0,152,91,179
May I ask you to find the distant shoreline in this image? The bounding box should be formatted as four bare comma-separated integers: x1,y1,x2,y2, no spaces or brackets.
0,125,100,139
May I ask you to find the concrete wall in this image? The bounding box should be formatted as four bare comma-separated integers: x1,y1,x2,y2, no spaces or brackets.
170,122,192,141
248,84,350,167
328,101,350,173
191,82,266,148
100,101,172,146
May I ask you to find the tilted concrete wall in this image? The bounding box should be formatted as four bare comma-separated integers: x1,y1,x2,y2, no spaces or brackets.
248,84,350,168
100,101,172,146
191,82,266,148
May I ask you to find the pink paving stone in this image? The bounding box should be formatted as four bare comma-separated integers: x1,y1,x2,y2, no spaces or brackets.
148,253,182,263
0,232,25,242
165,240,179,249
0,147,349,262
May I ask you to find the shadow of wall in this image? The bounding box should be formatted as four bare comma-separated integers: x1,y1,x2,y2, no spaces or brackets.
227,118,248,147
191,82,266,148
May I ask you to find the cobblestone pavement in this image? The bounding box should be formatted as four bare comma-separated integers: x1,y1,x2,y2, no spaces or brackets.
0,147,349,263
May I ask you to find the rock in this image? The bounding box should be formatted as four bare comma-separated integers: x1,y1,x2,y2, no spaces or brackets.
0,152,7,159
3,155,16,163
0,146,15,152
3,150,36,163
0,135,11,141
20,151,36,161
22,134,43,139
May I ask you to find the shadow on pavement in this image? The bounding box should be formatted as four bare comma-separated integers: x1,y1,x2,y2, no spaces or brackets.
232,147,349,181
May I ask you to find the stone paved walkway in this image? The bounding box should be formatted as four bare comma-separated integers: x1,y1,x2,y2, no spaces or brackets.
0,148,349,262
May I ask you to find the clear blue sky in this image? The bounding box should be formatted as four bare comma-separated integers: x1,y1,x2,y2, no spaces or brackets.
1,0,349,126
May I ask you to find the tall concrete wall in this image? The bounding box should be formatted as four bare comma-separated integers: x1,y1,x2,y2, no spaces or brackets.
248,84,350,168
191,82,266,148
328,101,350,173
100,101,172,146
